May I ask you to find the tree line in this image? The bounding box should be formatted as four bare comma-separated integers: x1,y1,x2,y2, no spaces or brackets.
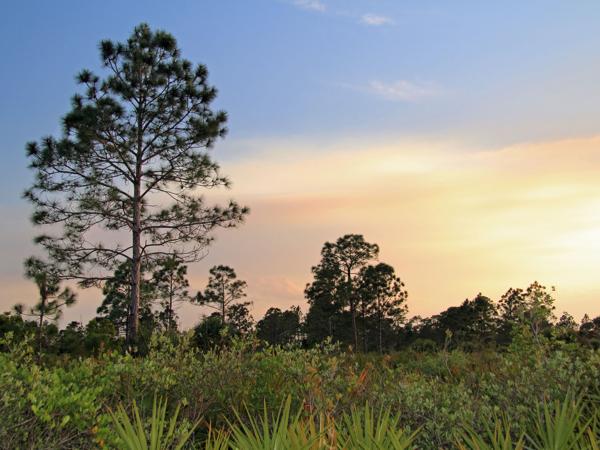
3,232,600,356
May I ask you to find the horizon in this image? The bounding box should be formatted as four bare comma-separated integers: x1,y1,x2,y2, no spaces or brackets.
2,1,600,328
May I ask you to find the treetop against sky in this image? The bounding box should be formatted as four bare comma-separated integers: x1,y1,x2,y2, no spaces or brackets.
1,1,600,326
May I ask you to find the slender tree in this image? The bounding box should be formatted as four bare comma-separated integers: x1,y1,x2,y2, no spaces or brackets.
14,257,77,355
24,24,248,346
196,265,249,326
152,255,191,331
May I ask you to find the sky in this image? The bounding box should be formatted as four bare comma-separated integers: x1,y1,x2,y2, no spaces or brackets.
1,1,600,328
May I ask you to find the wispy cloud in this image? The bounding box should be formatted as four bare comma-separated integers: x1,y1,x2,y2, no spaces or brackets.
292,0,326,12
368,80,440,101
360,13,394,26
342,79,442,102
286,1,396,26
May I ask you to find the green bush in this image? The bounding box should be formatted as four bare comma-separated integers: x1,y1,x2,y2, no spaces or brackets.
1,330,599,449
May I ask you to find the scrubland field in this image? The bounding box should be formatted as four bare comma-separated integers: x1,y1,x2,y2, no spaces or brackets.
1,327,599,449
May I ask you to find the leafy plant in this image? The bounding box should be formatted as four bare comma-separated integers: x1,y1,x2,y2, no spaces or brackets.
227,396,320,450
109,395,198,450
202,427,230,450
525,397,590,450
338,404,418,449
457,418,525,450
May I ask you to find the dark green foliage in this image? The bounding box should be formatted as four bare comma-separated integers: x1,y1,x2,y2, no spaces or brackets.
399,282,563,350
433,294,498,349
193,303,254,350
193,313,227,351
357,263,408,353
226,302,254,336
0,313,37,350
56,321,86,355
579,314,600,348
256,306,302,346
83,317,118,354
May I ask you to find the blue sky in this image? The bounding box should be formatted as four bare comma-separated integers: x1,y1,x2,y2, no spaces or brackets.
3,1,600,176
2,1,600,324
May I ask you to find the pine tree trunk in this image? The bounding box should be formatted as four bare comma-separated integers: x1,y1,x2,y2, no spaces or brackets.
221,284,226,325
37,281,46,357
348,268,358,350
362,306,367,353
129,219,141,348
378,298,383,354
169,273,174,331
128,120,143,349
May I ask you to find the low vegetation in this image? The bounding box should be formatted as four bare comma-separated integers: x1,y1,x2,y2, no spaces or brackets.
0,326,599,449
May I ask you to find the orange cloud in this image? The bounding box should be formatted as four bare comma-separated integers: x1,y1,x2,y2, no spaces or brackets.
210,135,600,320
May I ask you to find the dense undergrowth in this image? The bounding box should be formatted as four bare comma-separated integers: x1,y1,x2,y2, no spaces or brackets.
1,330,599,449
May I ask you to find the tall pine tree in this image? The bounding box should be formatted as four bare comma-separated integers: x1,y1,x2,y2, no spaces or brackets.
24,24,248,346
305,235,378,349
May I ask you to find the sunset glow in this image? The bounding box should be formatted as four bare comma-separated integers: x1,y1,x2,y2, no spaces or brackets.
2,1,600,328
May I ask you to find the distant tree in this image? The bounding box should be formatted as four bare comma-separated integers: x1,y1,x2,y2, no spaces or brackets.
579,314,600,348
521,282,556,342
192,303,253,351
196,265,249,326
305,235,378,349
14,257,76,355
193,313,226,351
257,306,302,346
499,282,555,343
304,251,347,346
24,24,248,346
468,294,498,342
497,287,526,343
57,321,85,355
0,312,38,350
358,263,408,353
151,255,191,332
433,294,497,349
84,317,118,354
226,302,254,336
554,312,578,342
397,315,427,349
498,287,526,322
97,261,156,339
